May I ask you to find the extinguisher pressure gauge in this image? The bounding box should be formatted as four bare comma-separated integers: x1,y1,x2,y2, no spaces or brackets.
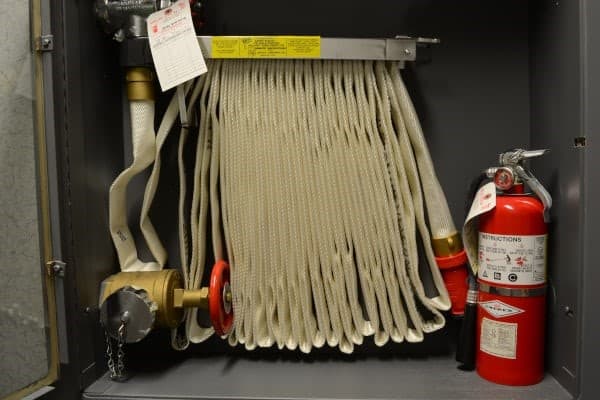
493,167,515,191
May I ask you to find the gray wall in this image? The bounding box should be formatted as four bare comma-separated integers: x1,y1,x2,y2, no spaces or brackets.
51,0,590,398
579,0,600,399
530,0,583,395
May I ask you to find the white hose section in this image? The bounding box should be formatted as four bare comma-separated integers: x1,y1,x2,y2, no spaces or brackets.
210,60,451,352
138,83,193,272
123,59,455,352
390,67,457,241
185,62,220,344
385,62,450,310
109,100,162,272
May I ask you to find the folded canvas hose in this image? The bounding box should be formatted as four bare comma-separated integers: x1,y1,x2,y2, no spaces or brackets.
110,59,457,353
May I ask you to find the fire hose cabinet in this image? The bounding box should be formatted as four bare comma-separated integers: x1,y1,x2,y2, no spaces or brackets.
3,0,600,399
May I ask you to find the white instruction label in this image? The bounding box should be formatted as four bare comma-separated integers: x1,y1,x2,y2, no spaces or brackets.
147,0,207,91
478,233,547,285
480,317,518,359
462,182,497,275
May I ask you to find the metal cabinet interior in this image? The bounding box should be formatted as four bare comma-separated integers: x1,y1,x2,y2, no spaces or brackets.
42,0,596,399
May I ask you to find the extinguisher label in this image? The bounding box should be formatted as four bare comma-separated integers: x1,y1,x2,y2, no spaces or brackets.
480,317,518,359
479,300,525,318
478,233,547,286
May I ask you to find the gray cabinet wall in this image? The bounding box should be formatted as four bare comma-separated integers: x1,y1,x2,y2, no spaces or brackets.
45,1,597,399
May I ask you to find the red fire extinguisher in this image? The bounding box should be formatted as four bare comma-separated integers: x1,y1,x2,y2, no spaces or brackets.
462,149,552,386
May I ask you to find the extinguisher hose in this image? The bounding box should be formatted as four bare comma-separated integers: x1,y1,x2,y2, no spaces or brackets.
456,275,477,369
455,172,488,369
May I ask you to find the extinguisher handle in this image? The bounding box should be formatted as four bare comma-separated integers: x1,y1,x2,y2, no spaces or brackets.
514,165,553,222
456,280,478,370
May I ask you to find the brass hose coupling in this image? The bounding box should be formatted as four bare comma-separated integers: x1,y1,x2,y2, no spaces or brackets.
99,264,233,343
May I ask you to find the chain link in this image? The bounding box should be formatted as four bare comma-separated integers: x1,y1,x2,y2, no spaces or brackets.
105,331,115,377
116,323,126,377
105,321,127,381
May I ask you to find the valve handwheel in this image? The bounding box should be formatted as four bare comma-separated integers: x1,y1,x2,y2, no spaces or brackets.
209,260,234,336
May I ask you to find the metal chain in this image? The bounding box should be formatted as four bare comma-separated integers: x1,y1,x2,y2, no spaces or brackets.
116,323,126,378
104,321,128,381
105,330,116,378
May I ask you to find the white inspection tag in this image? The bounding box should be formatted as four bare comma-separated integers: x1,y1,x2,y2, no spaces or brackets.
462,182,496,275
480,317,518,359
147,0,207,91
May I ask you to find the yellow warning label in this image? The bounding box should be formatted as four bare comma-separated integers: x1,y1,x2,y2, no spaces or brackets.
211,36,321,59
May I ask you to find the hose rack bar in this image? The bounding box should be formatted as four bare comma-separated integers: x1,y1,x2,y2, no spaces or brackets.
120,36,439,67
199,36,433,61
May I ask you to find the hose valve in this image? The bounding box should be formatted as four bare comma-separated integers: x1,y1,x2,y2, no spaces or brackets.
99,261,234,344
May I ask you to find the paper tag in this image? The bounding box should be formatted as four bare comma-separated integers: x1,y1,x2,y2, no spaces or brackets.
211,36,321,59
462,182,496,275
480,317,518,359
147,0,207,91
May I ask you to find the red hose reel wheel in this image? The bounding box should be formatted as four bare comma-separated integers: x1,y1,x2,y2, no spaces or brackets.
209,260,234,336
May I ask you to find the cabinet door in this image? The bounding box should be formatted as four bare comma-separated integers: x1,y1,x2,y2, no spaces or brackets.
0,0,60,398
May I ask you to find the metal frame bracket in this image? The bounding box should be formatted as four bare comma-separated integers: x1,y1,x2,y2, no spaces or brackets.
46,260,66,277
35,34,54,52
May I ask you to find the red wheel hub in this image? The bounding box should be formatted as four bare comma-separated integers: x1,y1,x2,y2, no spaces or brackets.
209,260,233,336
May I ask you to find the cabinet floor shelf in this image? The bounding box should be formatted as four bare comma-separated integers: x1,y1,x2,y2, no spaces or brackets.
84,355,571,400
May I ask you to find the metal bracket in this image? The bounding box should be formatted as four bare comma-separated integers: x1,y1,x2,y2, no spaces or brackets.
35,34,54,52
46,260,66,278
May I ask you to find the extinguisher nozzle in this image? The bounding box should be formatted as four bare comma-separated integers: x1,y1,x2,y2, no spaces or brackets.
455,279,478,370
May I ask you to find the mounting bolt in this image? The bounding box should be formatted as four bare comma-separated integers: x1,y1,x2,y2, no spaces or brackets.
46,260,66,277
404,48,412,55
35,34,54,52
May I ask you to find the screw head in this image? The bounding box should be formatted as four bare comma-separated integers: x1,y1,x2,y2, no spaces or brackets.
52,263,65,276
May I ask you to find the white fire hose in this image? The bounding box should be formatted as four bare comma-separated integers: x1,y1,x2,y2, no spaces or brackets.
108,68,164,272
109,60,455,353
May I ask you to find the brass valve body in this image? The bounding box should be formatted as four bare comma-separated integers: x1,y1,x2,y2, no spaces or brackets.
99,269,208,329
